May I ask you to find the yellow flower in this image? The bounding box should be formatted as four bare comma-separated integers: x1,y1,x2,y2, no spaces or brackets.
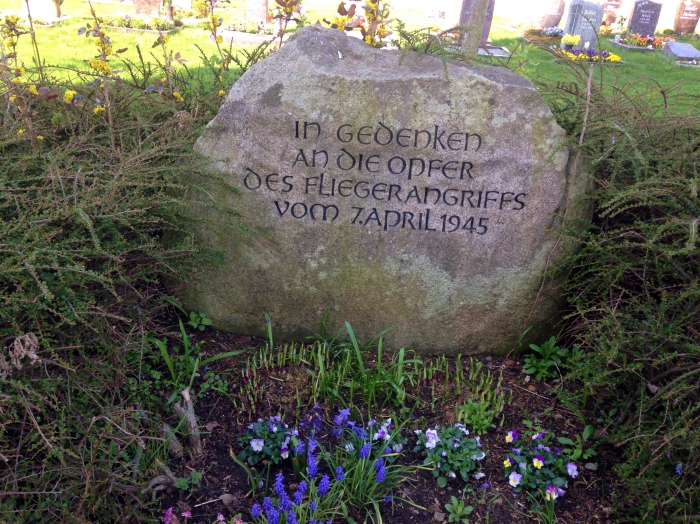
37,135,44,140
9,95,16,102
216,35,223,44
161,77,168,84
218,75,223,82
28,85,38,96
504,458,512,468
333,15,349,31
377,27,388,38
218,90,225,96
88,58,111,75
64,90,77,104
93,105,106,115
533,457,544,469
173,91,184,103
15,66,25,76
17,129,25,135
12,77,21,85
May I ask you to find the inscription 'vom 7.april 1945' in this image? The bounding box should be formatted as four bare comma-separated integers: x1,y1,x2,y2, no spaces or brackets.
241,120,528,234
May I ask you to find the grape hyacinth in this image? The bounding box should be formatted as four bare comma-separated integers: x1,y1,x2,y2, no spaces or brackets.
359,442,371,459
335,465,345,481
318,475,331,496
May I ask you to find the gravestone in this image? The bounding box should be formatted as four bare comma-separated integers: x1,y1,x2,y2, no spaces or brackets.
564,0,605,49
674,0,700,34
533,0,567,28
22,0,61,20
664,40,700,58
133,0,160,16
480,0,496,45
628,0,663,35
172,0,192,11
603,1,623,25
246,0,268,25
184,26,592,355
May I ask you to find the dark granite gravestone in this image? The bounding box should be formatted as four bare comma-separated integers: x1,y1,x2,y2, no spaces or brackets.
628,0,663,35
664,40,700,58
185,26,593,355
133,0,160,16
246,0,268,25
674,0,700,34
564,0,605,49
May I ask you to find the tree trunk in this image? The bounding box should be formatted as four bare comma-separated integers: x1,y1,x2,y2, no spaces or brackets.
459,0,492,57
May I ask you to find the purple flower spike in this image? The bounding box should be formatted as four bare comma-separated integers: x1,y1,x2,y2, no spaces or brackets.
274,472,286,496
318,474,331,496
676,463,683,475
375,458,385,471
251,504,262,518
359,442,371,459
335,465,345,481
376,466,386,483
307,453,318,477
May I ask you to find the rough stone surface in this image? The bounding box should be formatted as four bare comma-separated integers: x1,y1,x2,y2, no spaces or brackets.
664,40,700,60
184,26,592,355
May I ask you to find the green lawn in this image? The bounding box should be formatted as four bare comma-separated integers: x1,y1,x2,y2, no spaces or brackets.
2,0,699,99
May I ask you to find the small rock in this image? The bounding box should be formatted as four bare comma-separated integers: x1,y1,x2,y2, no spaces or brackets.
585,463,598,471
428,504,440,512
524,375,531,382
528,385,536,392
505,359,516,366
485,356,492,362
434,512,446,522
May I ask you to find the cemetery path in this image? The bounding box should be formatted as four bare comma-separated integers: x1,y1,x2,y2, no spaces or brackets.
158,330,620,523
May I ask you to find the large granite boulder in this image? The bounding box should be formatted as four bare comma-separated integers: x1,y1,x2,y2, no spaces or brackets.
185,26,591,355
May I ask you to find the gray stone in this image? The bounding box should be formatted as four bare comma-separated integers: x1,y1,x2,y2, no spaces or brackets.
674,0,700,34
628,0,662,36
664,40,700,59
184,26,592,355
585,462,599,471
563,0,605,49
480,0,496,46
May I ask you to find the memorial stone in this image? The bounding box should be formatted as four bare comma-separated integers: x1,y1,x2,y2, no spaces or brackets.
246,0,268,25
480,0,496,45
603,1,623,25
185,26,592,355
628,0,662,35
664,40,700,58
22,0,61,20
564,0,605,49
133,0,160,17
674,0,700,34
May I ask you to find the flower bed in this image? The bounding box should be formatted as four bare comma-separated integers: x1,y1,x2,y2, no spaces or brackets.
558,48,622,63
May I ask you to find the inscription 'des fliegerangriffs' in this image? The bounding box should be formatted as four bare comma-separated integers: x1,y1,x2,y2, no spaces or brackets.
240,120,530,235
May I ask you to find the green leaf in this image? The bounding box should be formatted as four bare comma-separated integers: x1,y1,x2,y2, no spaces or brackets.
437,476,448,488
583,425,595,440
558,437,575,445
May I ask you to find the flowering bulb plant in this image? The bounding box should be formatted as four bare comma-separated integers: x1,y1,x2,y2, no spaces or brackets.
501,428,578,500
561,33,580,45
320,409,417,516
237,416,292,465
248,471,343,524
413,424,485,487
543,27,565,38
560,48,622,62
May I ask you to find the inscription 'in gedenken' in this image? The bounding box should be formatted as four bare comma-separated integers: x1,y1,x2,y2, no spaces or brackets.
241,120,529,235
